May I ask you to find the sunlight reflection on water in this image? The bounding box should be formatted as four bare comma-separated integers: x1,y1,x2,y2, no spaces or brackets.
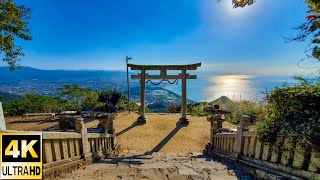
163,74,293,102
205,75,258,101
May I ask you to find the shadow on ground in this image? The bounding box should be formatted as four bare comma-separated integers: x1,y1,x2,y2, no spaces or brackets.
9,119,58,124
116,121,141,137
144,123,187,155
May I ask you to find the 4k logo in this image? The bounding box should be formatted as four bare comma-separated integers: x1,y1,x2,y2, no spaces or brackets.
5,140,39,158
0,133,42,179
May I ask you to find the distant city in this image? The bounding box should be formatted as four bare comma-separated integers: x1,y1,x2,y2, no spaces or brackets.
0,66,194,112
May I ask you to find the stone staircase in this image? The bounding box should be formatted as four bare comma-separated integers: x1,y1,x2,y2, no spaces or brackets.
60,151,250,180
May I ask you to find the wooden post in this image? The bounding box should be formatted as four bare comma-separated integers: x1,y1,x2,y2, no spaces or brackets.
75,117,91,160
178,69,188,124
234,115,249,158
137,70,147,124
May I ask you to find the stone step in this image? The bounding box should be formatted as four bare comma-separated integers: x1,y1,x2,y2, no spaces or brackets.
60,152,250,180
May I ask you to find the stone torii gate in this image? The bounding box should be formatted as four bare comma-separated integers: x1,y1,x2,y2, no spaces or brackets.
128,63,201,125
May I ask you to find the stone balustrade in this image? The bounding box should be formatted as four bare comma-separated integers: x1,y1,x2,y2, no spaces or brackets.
205,115,320,179
1,117,116,179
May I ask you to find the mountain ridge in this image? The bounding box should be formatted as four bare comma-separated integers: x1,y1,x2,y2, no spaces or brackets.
0,66,127,81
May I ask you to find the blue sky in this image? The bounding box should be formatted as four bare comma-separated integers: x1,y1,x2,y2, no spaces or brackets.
1,0,316,75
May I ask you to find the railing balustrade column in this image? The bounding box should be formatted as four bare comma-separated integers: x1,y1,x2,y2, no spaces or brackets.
75,117,91,160
234,115,249,158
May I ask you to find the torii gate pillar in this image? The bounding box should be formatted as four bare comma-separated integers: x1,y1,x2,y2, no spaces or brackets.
128,63,201,125
137,69,147,124
179,69,187,123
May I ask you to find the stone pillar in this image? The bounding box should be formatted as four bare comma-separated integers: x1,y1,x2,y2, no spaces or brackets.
137,69,147,124
179,69,188,124
0,102,6,131
234,115,250,158
210,121,219,145
99,115,115,134
75,117,91,160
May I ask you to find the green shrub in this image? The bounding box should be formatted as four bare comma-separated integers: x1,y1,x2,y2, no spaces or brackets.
189,99,266,123
189,103,209,116
226,100,266,124
257,80,320,150
82,91,103,110
168,105,180,113
3,93,65,116
117,94,139,111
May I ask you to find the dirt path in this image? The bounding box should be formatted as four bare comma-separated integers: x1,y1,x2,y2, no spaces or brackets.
87,112,236,153
5,111,236,153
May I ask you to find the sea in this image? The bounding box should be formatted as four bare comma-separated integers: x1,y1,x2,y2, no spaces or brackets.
162,74,300,102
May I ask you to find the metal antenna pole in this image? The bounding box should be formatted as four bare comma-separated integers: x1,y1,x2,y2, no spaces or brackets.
126,56,132,113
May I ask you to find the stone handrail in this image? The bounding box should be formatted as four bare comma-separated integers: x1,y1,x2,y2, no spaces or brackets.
205,115,320,179
44,117,116,178
1,117,116,179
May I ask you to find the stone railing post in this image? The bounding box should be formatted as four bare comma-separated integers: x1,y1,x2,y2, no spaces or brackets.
234,115,249,158
75,117,91,160
0,102,6,131
98,116,115,135
210,120,219,145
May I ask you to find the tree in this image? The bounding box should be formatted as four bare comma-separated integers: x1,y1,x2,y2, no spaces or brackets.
227,0,320,66
99,89,122,106
96,89,124,113
0,0,32,70
82,91,102,110
230,0,255,8
297,0,320,63
58,85,89,110
257,81,320,150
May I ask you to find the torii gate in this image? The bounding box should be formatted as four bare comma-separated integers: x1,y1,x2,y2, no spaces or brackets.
128,63,201,125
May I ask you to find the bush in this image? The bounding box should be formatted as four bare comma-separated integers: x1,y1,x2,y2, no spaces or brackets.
99,89,122,106
3,87,141,115
257,81,320,150
226,100,266,124
189,99,266,123
3,93,65,116
82,91,103,110
117,94,139,111
168,105,180,113
189,103,209,116
97,89,140,113
3,100,25,116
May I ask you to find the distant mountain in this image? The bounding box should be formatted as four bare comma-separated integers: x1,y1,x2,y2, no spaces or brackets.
0,66,127,81
0,92,23,102
212,96,232,104
0,66,196,112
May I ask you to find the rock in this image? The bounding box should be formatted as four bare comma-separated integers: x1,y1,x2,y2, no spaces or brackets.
58,115,79,131
177,166,199,176
168,174,192,180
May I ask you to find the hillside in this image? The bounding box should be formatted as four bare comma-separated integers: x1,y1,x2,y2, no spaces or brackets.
0,92,22,102
189,96,233,116
212,96,232,104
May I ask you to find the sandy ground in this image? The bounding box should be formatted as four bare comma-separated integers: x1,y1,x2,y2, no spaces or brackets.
5,116,60,131
4,111,236,153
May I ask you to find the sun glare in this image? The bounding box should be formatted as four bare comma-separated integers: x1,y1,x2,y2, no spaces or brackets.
206,75,256,101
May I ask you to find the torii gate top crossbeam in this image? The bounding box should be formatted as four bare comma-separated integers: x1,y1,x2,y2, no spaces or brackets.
127,63,201,70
